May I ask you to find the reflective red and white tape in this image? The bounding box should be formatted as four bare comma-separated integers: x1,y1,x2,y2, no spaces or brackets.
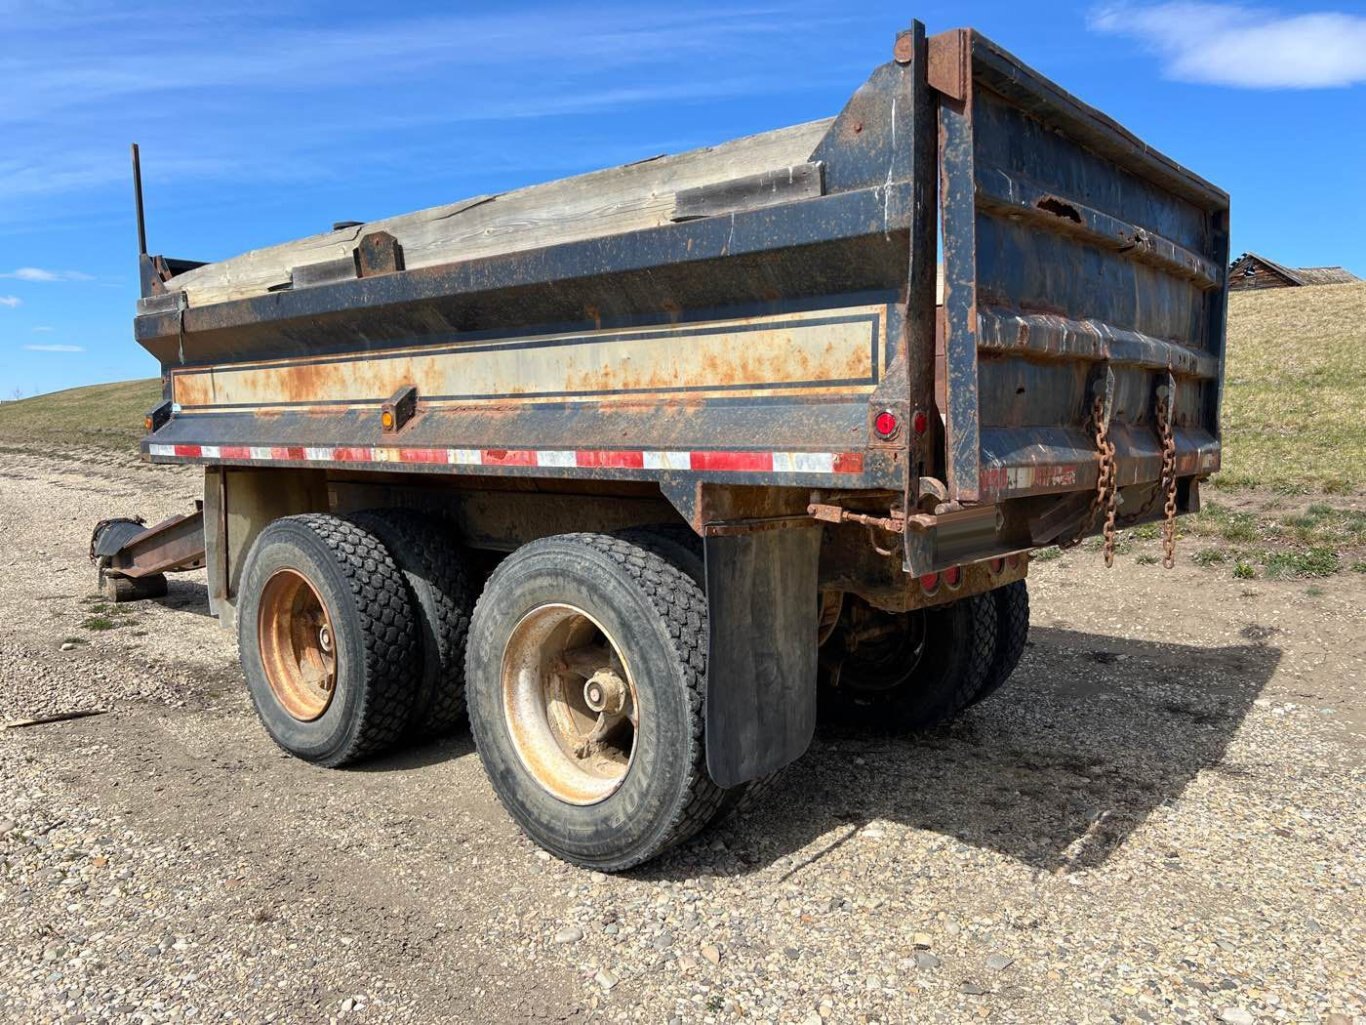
147,444,865,475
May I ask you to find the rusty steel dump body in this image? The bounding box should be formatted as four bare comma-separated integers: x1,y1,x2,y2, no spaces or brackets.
119,21,1229,791
131,24,1228,601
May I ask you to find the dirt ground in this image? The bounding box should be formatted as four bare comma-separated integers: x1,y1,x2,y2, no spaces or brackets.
1,450,1362,1025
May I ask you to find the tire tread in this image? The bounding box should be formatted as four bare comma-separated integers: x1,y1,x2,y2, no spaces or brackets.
347,509,472,735
267,514,418,765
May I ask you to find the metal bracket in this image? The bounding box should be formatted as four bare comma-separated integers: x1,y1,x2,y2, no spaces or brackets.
381,385,418,433
145,399,173,435
1092,365,1116,428
355,231,405,277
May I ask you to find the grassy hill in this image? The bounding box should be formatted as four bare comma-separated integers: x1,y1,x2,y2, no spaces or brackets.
1219,281,1365,493
1,282,1362,493
0,378,162,452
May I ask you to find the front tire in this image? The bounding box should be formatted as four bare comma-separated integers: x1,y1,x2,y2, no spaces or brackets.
237,514,420,767
466,533,723,870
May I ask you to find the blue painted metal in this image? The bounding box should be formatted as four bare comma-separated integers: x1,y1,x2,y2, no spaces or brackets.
928,27,1229,528
130,21,1228,576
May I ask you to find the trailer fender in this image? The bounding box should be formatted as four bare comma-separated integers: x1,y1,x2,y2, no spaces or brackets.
703,525,822,788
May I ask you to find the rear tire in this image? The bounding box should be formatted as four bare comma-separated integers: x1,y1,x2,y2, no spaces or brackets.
819,594,997,732
968,580,1029,707
466,533,723,870
613,524,779,825
238,514,420,767
347,509,473,737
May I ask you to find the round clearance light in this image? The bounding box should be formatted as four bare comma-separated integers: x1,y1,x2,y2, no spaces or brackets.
912,409,929,435
989,558,1006,575
874,410,900,439
919,571,940,594
381,410,395,430
943,565,963,588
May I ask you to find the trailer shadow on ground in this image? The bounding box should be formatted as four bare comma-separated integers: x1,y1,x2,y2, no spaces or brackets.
640,626,1283,880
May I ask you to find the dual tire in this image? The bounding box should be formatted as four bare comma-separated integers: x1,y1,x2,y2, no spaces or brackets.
239,517,724,868
237,511,471,767
819,579,1029,732
238,511,1029,868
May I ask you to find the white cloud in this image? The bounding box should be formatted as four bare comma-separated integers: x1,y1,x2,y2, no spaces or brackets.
32,325,54,332
0,295,20,308
23,343,85,353
1091,3,1366,88
0,267,93,281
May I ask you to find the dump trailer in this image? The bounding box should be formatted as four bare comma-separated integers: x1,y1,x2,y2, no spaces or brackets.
99,21,1229,869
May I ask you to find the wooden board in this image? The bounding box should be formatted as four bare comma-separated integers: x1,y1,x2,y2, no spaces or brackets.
168,119,835,309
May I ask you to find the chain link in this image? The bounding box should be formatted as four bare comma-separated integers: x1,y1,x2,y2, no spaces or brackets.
1088,393,1119,567
1061,393,1118,560
1156,391,1178,568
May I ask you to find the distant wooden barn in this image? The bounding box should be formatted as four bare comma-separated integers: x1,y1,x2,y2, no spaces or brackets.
1229,252,1360,291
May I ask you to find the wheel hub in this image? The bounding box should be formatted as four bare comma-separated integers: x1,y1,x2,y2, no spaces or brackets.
257,568,338,721
501,604,638,805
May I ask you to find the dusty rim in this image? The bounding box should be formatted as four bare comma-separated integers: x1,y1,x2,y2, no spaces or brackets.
502,603,639,805
257,568,338,722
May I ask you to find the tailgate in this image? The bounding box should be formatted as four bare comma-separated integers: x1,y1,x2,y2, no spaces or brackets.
929,29,1229,508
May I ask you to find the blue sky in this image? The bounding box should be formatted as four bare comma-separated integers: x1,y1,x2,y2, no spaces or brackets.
2,0,1364,398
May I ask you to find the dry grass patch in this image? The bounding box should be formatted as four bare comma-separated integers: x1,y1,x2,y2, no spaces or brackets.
0,378,161,451
1219,281,1366,493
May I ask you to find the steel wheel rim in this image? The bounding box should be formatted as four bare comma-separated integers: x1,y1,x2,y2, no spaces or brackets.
258,568,338,722
502,603,639,806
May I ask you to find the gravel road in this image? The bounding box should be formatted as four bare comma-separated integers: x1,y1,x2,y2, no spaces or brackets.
1,449,1362,1025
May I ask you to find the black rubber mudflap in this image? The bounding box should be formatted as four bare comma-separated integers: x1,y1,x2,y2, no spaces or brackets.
703,526,821,788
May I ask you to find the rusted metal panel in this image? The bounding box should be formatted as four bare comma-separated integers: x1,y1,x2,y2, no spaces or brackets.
129,19,1227,581
935,33,982,503
168,303,887,413
928,26,1229,527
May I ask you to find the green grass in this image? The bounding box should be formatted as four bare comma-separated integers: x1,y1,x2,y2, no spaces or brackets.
0,378,161,451
1260,547,1339,579
1218,282,1366,493
80,616,118,631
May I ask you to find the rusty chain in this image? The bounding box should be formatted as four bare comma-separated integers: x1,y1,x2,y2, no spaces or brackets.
1073,392,1120,566
1096,396,1119,567
1156,390,1178,568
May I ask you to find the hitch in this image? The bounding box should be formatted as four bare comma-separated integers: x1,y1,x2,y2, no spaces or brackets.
90,504,206,602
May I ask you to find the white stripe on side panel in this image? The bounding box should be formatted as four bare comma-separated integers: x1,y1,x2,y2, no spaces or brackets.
772,451,836,474
536,450,577,468
148,444,175,457
447,449,482,465
642,450,691,470
304,447,333,461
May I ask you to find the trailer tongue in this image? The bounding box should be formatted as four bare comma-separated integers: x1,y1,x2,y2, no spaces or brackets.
99,20,1229,869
